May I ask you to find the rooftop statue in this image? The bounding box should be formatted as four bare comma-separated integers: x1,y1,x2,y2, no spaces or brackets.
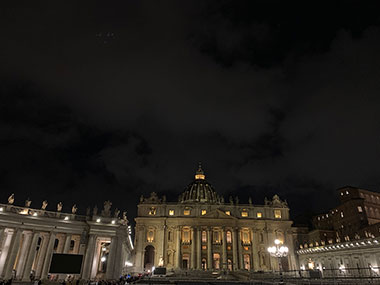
114,208,120,218
93,205,98,216
41,200,48,210
57,202,63,212
102,200,112,217
25,198,32,207
8,194,14,205
72,204,78,214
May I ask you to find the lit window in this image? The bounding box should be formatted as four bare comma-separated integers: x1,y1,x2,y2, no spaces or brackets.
274,210,281,219
358,206,363,213
169,210,174,216
149,207,156,215
213,231,220,243
241,211,248,217
340,212,344,218
257,212,262,218
182,228,190,243
225,211,231,215
201,209,207,215
242,231,250,244
184,209,191,216
147,230,154,242
202,231,207,243
226,231,232,243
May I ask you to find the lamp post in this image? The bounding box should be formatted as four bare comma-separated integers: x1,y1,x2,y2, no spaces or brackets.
267,239,289,284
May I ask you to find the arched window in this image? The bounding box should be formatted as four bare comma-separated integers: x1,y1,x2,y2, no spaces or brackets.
201,258,207,270
213,231,221,244
53,239,59,251
147,230,154,242
202,231,207,243
227,259,232,271
226,231,232,243
182,228,190,243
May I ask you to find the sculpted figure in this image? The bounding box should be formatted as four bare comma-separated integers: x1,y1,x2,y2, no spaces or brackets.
162,195,166,203
140,195,144,203
72,204,78,214
57,202,63,212
8,194,14,205
41,200,48,210
229,196,234,205
248,197,252,205
25,198,32,207
122,211,128,221
114,208,120,218
235,196,239,204
86,207,91,216
102,200,112,217
93,205,98,216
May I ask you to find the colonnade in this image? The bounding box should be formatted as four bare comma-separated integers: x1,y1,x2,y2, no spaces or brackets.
0,227,121,281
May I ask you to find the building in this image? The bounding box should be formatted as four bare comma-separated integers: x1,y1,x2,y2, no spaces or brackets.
134,165,297,273
295,186,380,276
311,186,380,245
0,198,134,281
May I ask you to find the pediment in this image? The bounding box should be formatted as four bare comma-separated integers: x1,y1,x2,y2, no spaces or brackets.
203,209,236,219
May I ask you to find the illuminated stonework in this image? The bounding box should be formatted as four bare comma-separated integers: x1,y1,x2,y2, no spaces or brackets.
0,200,133,281
134,165,297,273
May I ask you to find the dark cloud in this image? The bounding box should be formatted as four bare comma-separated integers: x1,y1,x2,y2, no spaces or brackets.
1,1,380,225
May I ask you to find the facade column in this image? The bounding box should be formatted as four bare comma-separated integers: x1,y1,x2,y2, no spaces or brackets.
251,229,259,272
161,224,166,267
232,228,238,270
41,232,56,279
267,229,276,270
175,226,181,269
222,228,227,270
63,234,72,253
22,232,40,281
106,237,117,280
238,229,243,270
191,227,196,269
4,229,22,279
82,234,96,280
16,232,33,279
207,228,212,270
196,228,201,269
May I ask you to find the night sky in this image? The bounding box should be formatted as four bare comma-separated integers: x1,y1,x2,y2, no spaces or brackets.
1,1,380,226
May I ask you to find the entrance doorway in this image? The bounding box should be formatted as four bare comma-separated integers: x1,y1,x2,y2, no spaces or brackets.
144,245,155,272
182,254,190,269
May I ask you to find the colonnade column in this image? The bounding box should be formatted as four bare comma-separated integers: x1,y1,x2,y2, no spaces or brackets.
191,227,196,269
35,233,49,278
106,237,116,280
41,232,56,279
207,228,212,270
0,230,13,277
82,234,96,280
63,234,72,253
4,229,22,279
16,232,33,279
232,228,238,270
175,226,181,269
22,232,40,281
222,228,227,270
196,227,201,269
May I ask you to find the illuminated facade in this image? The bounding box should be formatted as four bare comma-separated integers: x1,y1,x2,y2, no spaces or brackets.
0,200,133,281
134,165,297,272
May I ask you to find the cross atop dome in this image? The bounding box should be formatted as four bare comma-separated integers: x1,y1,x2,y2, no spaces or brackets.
195,162,205,180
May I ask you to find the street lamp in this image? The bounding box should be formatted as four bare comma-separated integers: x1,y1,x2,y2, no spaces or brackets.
268,239,289,283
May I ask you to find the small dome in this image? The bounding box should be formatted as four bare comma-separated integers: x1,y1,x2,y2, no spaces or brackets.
179,163,222,204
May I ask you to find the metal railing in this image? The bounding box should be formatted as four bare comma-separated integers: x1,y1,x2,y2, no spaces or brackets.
249,267,380,284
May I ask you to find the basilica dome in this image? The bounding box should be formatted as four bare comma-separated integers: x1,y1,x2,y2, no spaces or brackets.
179,164,223,204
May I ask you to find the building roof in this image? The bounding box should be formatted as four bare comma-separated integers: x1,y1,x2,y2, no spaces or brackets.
178,163,223,204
